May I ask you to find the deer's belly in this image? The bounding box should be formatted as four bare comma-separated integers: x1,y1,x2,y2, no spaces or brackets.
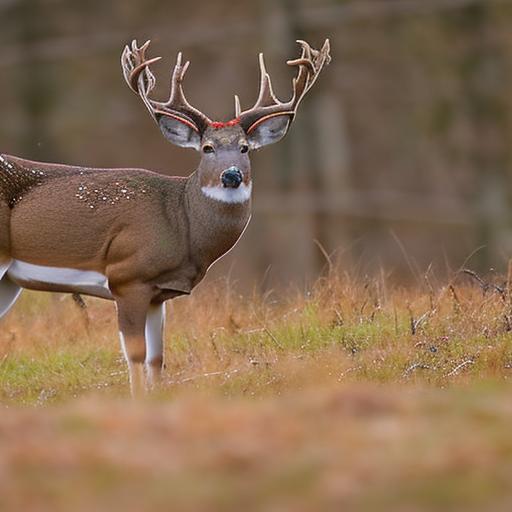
6,260,112,299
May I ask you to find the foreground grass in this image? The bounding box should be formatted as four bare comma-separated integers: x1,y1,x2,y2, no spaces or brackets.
2,270,512,402
1,270,512,510
2,383,512,512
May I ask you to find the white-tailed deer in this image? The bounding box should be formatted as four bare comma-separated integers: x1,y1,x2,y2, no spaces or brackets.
0,39,330,394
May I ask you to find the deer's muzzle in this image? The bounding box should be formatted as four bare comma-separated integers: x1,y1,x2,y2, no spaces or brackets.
221,167,243,189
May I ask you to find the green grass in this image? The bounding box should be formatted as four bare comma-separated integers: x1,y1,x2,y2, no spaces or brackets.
0,347,123,404
2,277,512,402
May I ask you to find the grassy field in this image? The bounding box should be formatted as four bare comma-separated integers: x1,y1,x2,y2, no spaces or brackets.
1,268,512,511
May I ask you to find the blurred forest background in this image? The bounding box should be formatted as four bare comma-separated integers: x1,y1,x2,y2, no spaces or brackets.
0,0,511,290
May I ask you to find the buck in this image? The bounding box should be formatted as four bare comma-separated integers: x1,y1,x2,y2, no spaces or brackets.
0,38,330,394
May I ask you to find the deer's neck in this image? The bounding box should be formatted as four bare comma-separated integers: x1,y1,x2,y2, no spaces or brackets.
183,171,252,271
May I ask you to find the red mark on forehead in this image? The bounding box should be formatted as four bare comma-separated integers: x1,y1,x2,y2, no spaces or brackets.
209,118,241,129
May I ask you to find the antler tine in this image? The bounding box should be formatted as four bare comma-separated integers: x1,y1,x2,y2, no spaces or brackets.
288,40,313,67
121,39,163,123
288,38,332,109
253,53,280,109
286,39,330,106
121,40,161,94
234,94,242,117
167,52,192,109
121,40,211,131
151,50,212,131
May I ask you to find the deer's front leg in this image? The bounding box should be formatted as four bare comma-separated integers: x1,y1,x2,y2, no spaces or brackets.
145,302,166,389
114,285,152,397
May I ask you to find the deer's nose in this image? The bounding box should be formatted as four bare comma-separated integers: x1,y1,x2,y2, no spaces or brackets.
221,167,243,189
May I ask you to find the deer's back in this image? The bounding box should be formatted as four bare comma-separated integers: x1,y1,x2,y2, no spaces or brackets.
1,155,188,273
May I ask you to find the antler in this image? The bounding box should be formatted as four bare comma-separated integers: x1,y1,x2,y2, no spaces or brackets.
238,39,331,133
121,40,212,133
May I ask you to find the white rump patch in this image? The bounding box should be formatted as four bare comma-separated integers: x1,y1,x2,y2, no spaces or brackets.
201,182,252,204
7,260,111,298
0,278,22,318
0,260,11,280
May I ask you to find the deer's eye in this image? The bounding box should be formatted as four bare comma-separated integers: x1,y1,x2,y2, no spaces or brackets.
240,144,249,154
203,144,215,154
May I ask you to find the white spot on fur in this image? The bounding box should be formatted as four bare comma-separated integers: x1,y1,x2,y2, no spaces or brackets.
201,182,252,204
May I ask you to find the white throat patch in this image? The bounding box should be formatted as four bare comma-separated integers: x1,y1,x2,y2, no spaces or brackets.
201,182,252,204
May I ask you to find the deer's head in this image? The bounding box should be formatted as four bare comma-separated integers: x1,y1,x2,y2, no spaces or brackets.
121,39,331,203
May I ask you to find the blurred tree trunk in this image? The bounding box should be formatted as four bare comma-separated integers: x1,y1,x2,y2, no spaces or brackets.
456,4,511,268
16,0,57,161
258,0,316,288
284,0,350,276
259,0,350,284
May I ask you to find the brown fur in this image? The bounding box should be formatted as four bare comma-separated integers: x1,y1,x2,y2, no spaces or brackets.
3,154,250,296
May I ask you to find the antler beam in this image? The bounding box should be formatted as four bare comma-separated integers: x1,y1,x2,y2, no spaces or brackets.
121,40,212,133
238,39,331,133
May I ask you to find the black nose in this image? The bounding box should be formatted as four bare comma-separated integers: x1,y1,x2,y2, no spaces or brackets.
221,167,243,188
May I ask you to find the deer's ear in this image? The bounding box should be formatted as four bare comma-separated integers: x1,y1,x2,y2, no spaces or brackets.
158,114,201,150
246,114,291,150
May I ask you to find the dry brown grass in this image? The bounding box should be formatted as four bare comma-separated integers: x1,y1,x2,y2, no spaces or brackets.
1,268,512,510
